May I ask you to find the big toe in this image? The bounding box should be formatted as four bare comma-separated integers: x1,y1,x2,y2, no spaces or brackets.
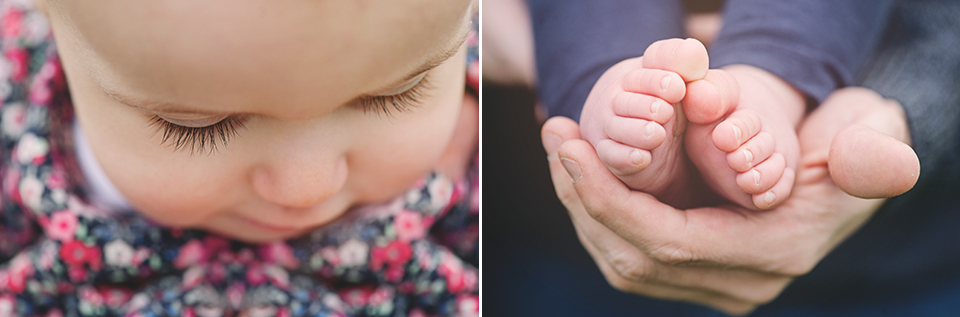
684,69,740,124
642,38,709,82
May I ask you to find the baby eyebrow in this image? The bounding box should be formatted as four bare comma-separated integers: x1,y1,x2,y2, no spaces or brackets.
382,23,471,89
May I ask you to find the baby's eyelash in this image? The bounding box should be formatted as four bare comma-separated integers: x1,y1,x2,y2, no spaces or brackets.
148,115,246,154
356,75,432,116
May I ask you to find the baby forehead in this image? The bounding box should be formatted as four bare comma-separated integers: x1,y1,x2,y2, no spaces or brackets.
53,0,470,109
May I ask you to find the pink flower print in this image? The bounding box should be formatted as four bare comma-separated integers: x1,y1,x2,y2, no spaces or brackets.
208,263,227,283
394,210,426,242
46,210,78,241
44,308,63,317
100,287,132,308
275,307,291,317
245,264,266,285
321,246,341,267
370,240,412,273
456,295,479,317
263,264,290,289
246,305,277,317
408,308,427,317
3,48,27,81
5,273,25,294
1,103,26,138
426,176,453,215
225,283,245,310
174,239,207,269
260,242,299,269
130,247,152,266
182,266,206,289
67,264,87,282
437,254,465,293
18,175,43,211
46,167,67,189
181,308,196,317
60,240,91,267
337,239,369,267
368,286,394,306
384,265,404,283
1,8,23,38
78,285,103,307
125,293,151,314
0,293,15,317
203,236,229,254
16,133,49,166
338,287,374,308
237,248,255,264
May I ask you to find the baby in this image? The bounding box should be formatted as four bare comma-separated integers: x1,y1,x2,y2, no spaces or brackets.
580,38,803,210
0,0,478,316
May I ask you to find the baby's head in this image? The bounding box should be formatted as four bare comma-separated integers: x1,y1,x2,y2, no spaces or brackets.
40,0,475,242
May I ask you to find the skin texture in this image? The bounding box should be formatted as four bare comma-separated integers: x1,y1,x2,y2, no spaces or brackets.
41,0,475,242
542,87,918,315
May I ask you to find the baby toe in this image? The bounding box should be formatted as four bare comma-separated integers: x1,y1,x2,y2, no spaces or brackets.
726,131,775,172
611,92,675,125
712,108,762,152
752,167,796,210
684,69,740,124
605,117,666,150
642,38,709,82
621,68,686,104
596,139,652,176
736,152,785,195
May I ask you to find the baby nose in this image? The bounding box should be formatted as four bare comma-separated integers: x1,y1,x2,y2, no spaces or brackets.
250,155,348,209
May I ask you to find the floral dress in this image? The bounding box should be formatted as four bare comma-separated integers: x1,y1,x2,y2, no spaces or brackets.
0,1,480,316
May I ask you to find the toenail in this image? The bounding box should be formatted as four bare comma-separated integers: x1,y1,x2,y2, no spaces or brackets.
645,122,657,137
651,100,662,115
752,169,761,185
630,149,644,166
744,149,753,165
661,76,672,91
763,192,776,205
732,125,742,144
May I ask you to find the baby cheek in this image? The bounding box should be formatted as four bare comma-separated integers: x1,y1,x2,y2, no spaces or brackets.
110,165,234,227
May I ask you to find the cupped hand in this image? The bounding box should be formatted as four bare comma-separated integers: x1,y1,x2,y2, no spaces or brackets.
540,87,918,315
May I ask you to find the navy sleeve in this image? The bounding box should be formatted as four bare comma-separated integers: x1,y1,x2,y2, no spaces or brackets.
527,0,684,122
710,0,894,103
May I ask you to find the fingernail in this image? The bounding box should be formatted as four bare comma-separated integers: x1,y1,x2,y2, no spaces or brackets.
661,76,672,91
645,122,657,137
752,169,761,186
651,100,662,115
544,133,562,160
732,125,742,144
744,149,753,165
560,157,582,183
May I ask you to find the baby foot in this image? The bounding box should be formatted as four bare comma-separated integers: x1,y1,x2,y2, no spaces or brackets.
681,64,804,210
580,39,710,204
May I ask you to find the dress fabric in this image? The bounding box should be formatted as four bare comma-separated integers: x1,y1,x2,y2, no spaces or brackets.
0,2,480,316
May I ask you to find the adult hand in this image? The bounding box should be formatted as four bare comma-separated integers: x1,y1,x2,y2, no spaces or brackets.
540,87,919,315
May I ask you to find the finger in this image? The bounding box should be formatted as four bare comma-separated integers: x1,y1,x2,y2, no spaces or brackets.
596,140,652,176
736,153,786,195
829,125,919,198
575,223,765,315
620,68,686,104
604,117,666,150
727,131,776,172
611,92,675,125
542,116,585,209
